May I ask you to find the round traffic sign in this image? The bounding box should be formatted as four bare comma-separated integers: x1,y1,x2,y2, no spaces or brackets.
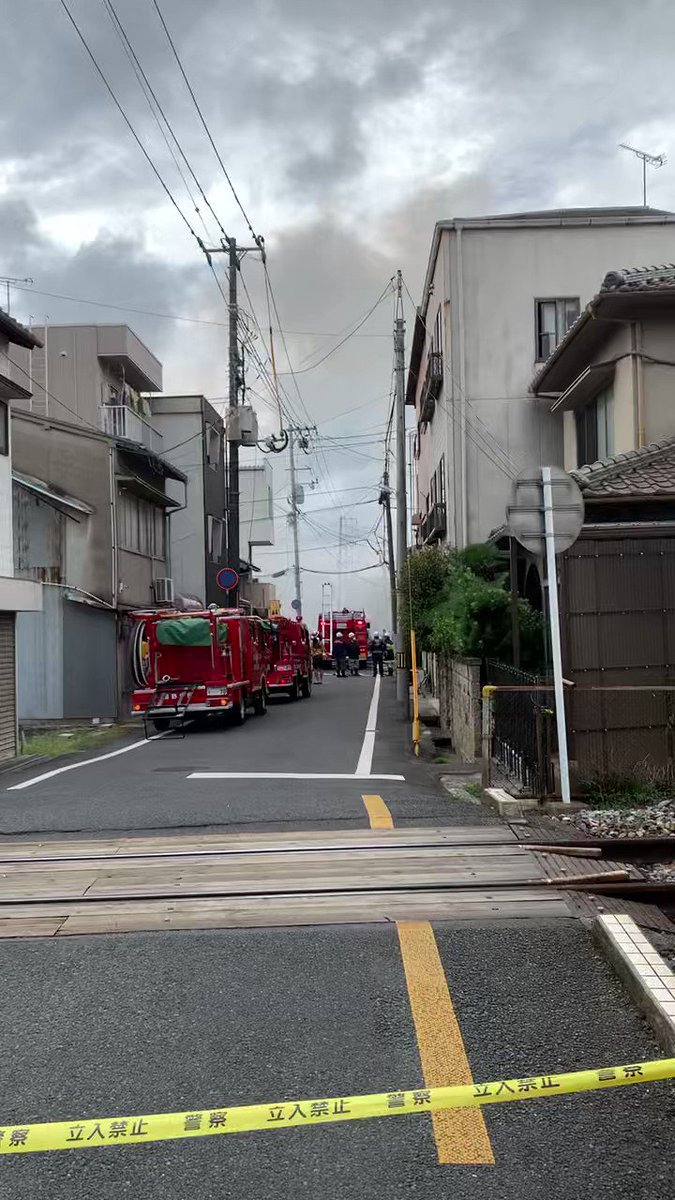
216,566,240,592
290,598,302,611
506,466,584,556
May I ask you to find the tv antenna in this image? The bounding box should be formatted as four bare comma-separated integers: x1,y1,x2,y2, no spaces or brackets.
619,143,667,207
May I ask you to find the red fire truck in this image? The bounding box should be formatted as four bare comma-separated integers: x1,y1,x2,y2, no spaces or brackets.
130,608,270,731
317,608,369,669
266,616,312,700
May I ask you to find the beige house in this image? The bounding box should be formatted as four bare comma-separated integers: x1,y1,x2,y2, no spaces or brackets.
407,207,675,548
532,265,675,469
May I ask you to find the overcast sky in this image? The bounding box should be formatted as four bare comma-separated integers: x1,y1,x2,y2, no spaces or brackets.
2,0,675,626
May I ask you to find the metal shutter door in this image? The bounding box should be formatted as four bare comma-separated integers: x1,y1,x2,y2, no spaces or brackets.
0,614,16,761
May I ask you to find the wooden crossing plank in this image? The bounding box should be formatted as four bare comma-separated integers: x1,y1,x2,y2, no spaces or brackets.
0,825,516,861
0,888,570,937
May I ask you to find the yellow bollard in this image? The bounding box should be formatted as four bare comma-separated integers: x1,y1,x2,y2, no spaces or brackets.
411,629,420,756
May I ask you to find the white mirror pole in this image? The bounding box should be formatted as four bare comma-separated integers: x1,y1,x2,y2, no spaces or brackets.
542,466,571,804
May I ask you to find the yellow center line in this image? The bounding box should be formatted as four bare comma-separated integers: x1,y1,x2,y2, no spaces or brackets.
361,794,394,829
361,794,495,1166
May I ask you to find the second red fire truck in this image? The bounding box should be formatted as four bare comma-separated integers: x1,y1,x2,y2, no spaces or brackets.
317,608,369,669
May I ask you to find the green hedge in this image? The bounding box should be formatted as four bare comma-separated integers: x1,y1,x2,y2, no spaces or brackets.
399,544,543,669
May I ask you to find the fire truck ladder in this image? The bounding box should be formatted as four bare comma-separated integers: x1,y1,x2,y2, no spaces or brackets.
144,682,199,740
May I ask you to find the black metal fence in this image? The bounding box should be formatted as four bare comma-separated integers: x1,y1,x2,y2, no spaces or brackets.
484,661,555,796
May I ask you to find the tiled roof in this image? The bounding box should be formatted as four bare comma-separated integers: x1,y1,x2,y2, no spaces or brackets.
601,264,675,292
0,308,42,349
572,437,675,498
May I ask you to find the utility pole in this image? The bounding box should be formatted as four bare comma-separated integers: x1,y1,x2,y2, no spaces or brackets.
288,427,303,619
379,470,397,631
227,237,240,605
394,269,408,706
203,235,264,608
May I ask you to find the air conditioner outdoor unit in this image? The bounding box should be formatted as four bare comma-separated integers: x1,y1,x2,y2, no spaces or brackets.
153,577,174,605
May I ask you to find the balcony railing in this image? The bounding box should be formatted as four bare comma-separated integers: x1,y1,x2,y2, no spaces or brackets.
419,350,443,424
100,405,163,454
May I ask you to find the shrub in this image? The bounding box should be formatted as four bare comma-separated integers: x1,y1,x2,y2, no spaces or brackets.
399,542,544,669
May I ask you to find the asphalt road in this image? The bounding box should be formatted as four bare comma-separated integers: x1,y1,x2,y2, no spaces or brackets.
0,674,672,1198
0,675,489,836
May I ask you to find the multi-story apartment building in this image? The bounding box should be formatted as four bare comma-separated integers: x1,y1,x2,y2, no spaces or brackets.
0,310,42,757
150,394,228,607
407,207,675,549
9,324,186,718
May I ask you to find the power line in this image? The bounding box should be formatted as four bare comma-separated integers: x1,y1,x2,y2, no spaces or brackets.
278,281,394,376
9,284,397,340
151,0,259,242
58,0,203,251
400,271,521,478
102,0,229,243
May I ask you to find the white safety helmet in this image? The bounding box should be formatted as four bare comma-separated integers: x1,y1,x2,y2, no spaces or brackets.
335,631,343,639
348,631,356,639
373,631,380,638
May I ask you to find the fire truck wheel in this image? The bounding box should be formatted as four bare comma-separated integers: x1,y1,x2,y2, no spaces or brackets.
253,686,268,716
300,674,312,698
232,693,248,725
288,677,300,702
152,718,171,733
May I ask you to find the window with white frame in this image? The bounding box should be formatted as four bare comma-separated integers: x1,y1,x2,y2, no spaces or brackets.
535,298,580,361
575,386,614,467
208,514,224,562
206,424,221,469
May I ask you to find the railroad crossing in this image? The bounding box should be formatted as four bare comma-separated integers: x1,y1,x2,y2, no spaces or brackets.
0,676,672,1199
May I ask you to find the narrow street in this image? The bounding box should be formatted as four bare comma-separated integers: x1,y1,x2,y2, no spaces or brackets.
0,677,671,1200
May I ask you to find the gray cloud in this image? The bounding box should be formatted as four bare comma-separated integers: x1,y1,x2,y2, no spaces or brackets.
3,0,675,621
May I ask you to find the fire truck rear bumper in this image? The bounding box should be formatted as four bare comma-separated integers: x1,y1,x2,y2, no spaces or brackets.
141,701,233,718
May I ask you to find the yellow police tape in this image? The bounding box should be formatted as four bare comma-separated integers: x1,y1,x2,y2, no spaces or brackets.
2,1057,674,1155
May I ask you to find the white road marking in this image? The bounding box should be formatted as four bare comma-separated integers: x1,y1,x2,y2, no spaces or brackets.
6,734,167,791
187,772,405,781
355,673,381,777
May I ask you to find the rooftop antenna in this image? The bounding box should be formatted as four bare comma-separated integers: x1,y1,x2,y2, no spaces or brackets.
619,143,667,207
0,275,33,314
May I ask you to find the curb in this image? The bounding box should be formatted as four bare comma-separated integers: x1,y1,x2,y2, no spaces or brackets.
0,755,52,778
480,786,540,818
592,913,675,1055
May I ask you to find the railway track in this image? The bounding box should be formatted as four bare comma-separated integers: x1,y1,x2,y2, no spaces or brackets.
0,827,672,937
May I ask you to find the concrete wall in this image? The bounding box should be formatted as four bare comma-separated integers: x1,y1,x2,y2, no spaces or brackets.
62,600,116,718
640,317,675,444
416,220,675,547
13,485,64,583
151,395,227,606
11,414,113,603
16,585,63,718
19,324,162,429
240,462,274,548
153,401,206,602
437,655,481,761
